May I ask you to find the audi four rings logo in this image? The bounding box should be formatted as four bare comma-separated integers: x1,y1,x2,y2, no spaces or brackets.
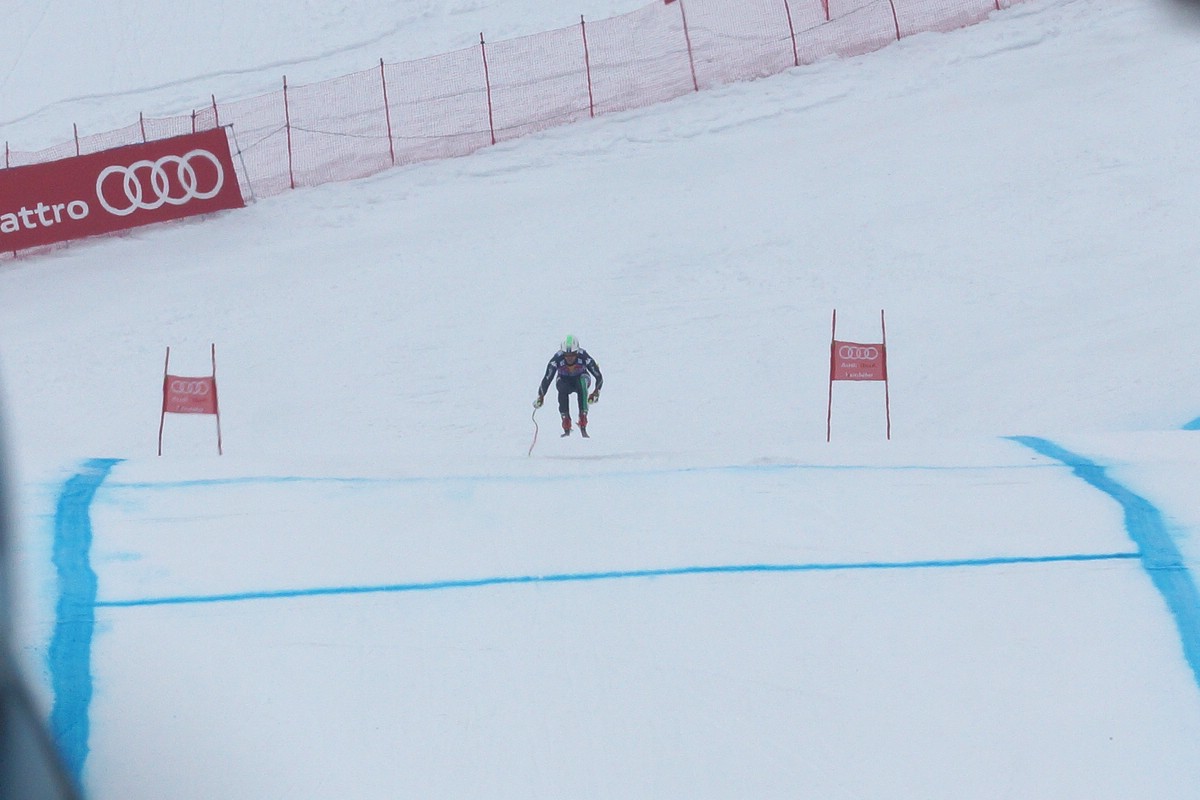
839,345,880,360
97,149,226,217
169,380,212,396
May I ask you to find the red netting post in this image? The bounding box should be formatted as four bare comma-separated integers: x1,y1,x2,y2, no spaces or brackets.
783,0,799,67
821,0,830,22
380,58,396,165
3,142,13,258
138,113,147,142
4,142,12,258
73,123,80,157
212,95,220,127
887,0,901,40
580,16,595,118
283,75,296,190
4,143,12,257
191,110,198,134
480,34,496,145
676,0,699,92
995,1,1001,8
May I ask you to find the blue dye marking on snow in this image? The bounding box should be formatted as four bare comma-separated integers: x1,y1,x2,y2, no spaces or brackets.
1010,436,1200,689
1184,417,1200,431
102,460,1058,492
96,551,1138,608
49,457,121,787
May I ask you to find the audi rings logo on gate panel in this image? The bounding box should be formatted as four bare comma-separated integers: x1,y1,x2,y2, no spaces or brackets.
169,379,212,396
96,149,226,217
838,345,880,361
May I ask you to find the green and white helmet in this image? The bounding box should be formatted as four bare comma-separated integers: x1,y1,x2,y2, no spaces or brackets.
561,334,580,353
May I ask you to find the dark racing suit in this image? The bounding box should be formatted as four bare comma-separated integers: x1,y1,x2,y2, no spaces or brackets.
538,349,603,423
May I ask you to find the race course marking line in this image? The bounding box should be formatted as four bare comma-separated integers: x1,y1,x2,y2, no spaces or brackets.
49,448,1191,787
95,552,1140,608
49,457,121,786
1010,436,1200,690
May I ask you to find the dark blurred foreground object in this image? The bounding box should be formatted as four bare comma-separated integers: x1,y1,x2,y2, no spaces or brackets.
0,394,81,798
0,680,81,799
1164,0,1200,24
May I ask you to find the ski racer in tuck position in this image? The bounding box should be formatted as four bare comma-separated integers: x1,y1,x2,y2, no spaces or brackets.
534,335,603,437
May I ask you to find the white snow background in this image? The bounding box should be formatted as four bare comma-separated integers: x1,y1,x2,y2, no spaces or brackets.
3,0,1200,797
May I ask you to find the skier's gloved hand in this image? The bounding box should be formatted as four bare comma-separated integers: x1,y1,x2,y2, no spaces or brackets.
534,395,544,408
588,391,600,404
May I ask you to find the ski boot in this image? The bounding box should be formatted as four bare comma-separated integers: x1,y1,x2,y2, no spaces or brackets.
560,414,572,437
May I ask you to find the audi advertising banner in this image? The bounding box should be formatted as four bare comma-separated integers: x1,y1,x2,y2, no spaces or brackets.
0,127,244,252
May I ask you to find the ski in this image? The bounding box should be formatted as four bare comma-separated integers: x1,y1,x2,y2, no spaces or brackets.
561,430,571,438
580,429,590,438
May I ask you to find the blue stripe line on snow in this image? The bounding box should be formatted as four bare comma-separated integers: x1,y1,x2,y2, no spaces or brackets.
96,551,1138,608
100,460,1059,491
49,457,121,787
1010,436,1200,689
1184,417,1200,431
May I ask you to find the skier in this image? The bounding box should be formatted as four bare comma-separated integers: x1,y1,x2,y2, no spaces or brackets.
534,335,603,437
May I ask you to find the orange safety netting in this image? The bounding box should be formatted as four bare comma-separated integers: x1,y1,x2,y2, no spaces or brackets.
3,0,1018,200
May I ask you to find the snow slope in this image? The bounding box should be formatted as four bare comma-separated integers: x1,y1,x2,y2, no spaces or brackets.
2,0,1200,797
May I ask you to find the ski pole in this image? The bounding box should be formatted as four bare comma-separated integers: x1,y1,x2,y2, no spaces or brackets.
527,406,540,456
